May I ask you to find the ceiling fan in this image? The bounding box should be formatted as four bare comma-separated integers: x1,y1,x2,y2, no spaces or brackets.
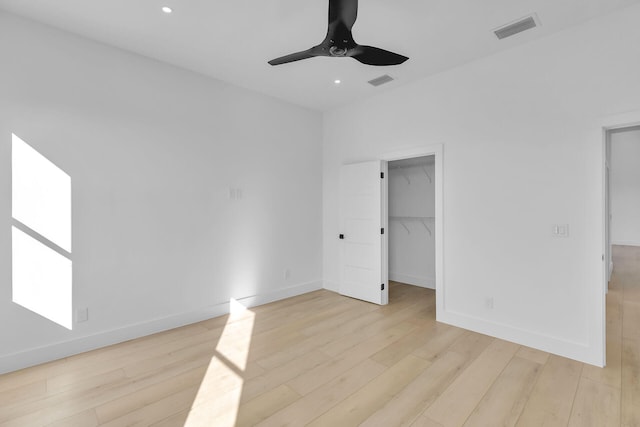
268,0,409,66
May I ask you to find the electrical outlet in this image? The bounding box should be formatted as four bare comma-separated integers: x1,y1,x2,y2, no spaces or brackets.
75,307,89,323
284,268,291,280
485,297,494,309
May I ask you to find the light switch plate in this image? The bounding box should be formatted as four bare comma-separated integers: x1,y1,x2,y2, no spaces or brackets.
553,224,569,237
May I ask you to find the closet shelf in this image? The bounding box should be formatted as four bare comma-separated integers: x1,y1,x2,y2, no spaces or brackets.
389,216,434,236
390,216,434,220
389,164,432,184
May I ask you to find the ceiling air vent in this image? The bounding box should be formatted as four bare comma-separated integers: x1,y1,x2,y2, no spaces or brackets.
368,74,394,87
494,15,539,40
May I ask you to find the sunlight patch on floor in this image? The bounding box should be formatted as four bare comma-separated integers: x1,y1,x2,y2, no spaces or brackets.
184,298,255,426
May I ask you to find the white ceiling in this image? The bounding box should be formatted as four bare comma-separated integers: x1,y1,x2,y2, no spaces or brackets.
0,0,637,111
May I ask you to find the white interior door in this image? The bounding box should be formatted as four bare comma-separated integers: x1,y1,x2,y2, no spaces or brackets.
605,133,612,289
339,160,388,305
606,163,612,285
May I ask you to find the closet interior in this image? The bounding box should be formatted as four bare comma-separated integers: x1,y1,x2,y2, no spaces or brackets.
388,155,436,289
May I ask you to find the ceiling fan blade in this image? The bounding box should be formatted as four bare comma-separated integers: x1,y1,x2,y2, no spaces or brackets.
268,49,317,66
351,45,409,66
329,0,358,30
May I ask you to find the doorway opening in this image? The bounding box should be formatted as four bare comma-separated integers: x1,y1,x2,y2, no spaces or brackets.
381,145,443,319
337,145,443,316
602,124,640,370
388,156,436,301
606,126,640,271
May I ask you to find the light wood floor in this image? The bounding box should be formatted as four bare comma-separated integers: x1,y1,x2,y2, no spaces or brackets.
1,246,639,426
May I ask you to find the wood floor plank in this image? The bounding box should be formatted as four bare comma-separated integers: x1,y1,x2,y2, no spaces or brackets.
463,356,540,427
447,332,494,362
300,298,379,337
582,333,622,388
307,354,432,426
40,325,218,390
621,337,640,427
149,385,243,427
100,385,201,427
0,410,46,427
0,379,46,408
239,350,330,403
623,281,640,304
0,358,69,394
46,409,98,427
256,358,386,427
622,301,640,341
319,308,422,358
120,338,220,379
360,351,468,427
424,339,520,427
64,323,211,371
410,415,445,427
607,288,623,339
255,304,382,371
371,320,437,367
149,410,188,427
516,346,550,365
46,369,127,396
412,325,466,362
287,323,417,396
235,384,300,427
95,365,207,424
515,355,582,427
567,377,620,427
10,354,212,425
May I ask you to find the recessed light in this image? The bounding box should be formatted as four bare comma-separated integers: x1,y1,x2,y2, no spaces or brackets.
162,6,172,14
334,79,341,85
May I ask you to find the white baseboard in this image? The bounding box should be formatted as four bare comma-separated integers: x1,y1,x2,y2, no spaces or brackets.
390,272,435,289
235,280,323,309
611,240,640,247
323,280,340,292
0,280,322,375
437,309,602,367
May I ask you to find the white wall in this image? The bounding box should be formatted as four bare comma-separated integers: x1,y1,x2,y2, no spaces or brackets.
388,157,435,288
323,3,640,366
0,12,323,373
610,128,640,246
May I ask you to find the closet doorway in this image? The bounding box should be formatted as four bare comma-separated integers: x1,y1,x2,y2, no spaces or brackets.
337,145,443,313
381,144,443,314
388,156,436,291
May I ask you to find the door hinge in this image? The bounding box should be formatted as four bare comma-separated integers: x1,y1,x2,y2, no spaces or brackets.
381,283,385,291
380,172,384,179
381,228,385,235
339,234,344,240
